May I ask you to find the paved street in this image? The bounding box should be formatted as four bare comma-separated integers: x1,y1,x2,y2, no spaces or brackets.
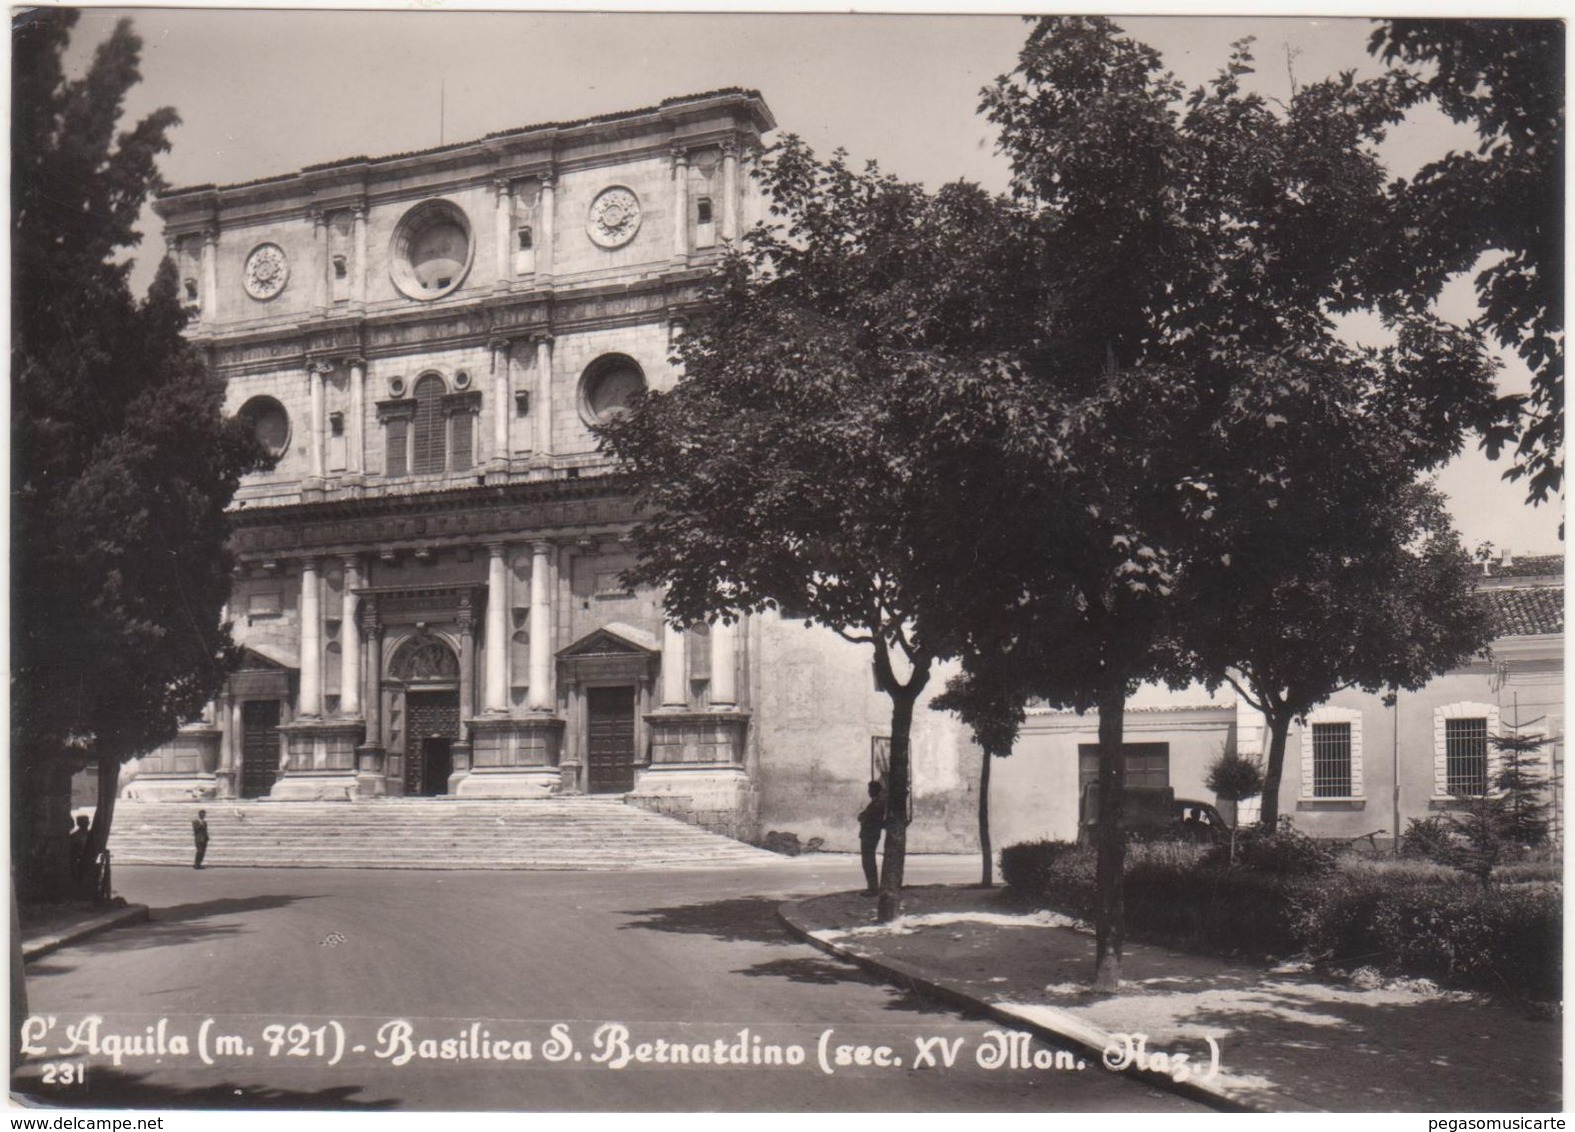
15,859,1204,1112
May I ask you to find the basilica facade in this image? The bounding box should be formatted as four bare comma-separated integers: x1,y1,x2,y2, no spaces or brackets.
129,90,876,840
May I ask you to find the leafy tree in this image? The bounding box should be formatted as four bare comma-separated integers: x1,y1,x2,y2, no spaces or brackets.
931,654,1029,888
1369,19,1564,507
12,11,266,901
1182,475,1494,830
977,18,1501,990
598,139,1044,922
1204,751,1264,864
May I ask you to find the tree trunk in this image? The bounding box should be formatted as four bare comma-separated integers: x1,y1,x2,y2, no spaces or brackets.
14,758,75,903
877,686,920,923
978,746,994,888
1093,675,1128,993
89,757,122,863
1258,710,1293,830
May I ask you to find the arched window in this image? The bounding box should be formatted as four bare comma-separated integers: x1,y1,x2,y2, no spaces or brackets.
389,634,459,682
411,374,447,474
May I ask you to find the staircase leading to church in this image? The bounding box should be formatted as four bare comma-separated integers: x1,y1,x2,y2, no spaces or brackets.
105,798,778,870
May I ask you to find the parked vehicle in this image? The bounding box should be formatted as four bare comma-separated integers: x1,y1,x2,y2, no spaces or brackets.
1076,783,1228,846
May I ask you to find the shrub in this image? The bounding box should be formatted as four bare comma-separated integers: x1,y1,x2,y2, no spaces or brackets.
1204,819,1337,876
999,836,1562,998
999,840,1084,895
1400,815,1456,862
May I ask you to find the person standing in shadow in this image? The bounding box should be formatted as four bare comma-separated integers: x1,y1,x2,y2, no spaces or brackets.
858,781,885,895
68,815,92,895
192,809,209,869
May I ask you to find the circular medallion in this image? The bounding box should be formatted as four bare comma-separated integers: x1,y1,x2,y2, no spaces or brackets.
587,186,642,249
243,243,290,300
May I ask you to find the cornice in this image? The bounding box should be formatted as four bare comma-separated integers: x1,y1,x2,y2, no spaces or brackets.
208,271,715,375
227,472,640,561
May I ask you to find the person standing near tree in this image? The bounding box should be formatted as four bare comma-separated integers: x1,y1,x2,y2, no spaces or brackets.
192,810,209,870
67,815,92,894
858,782,885,895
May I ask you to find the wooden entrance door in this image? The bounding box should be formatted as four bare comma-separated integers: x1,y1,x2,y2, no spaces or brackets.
586,685,637,794
405,690,460,796
240,700,281,799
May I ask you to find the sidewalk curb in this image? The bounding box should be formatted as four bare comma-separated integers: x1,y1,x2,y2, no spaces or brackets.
778,895,1295,1114
23,905,150,962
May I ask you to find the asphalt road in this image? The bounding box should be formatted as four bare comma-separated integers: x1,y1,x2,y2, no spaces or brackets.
14,858,1205,1113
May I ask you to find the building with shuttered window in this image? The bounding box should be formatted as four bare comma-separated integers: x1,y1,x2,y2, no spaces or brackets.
124,90,985,849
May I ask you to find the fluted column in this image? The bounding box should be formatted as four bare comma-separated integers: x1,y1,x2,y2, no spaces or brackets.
344,356,366,478
494,179,512,285
351,204,368,308
710,617,737,707
527,541,554,711
299,558,323,718
490,337,512,475
720,140,739,242
201,225,218,321
310,209,328,313
532,334,554,462
661,622,688,707
671,146,690,263
537,172,555,282
306,361,330,484
485,543,510,713
339,556,361,715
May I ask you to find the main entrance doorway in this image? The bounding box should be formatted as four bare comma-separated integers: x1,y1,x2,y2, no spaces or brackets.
240,700,281,799
405,690,460,796
586,685,637,794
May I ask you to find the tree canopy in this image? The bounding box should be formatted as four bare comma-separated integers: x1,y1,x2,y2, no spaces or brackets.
970,17,1501,988
598,138,1047,922
12,11,266,897
1368,19,1564,507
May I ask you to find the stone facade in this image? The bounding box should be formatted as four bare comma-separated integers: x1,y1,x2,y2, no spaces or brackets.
131,92,781,833
131,89,984,852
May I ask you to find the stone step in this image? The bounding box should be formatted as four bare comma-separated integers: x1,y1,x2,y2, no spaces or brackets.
104,798,776,870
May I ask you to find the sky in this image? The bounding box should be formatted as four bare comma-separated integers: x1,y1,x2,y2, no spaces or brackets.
56,5,1565,556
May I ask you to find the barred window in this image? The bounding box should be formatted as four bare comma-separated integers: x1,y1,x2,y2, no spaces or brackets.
1311,723,1352,798
1445,717,1489,795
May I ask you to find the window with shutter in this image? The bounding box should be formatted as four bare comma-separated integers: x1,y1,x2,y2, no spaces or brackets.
450,410,473,470
386,418,408,476
411,374,446,474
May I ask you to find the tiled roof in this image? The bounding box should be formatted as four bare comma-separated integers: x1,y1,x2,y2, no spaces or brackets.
1483,554,1564,579
1482,584,1564,637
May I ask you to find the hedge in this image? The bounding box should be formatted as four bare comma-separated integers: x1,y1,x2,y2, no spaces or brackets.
1000,839,1561,999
